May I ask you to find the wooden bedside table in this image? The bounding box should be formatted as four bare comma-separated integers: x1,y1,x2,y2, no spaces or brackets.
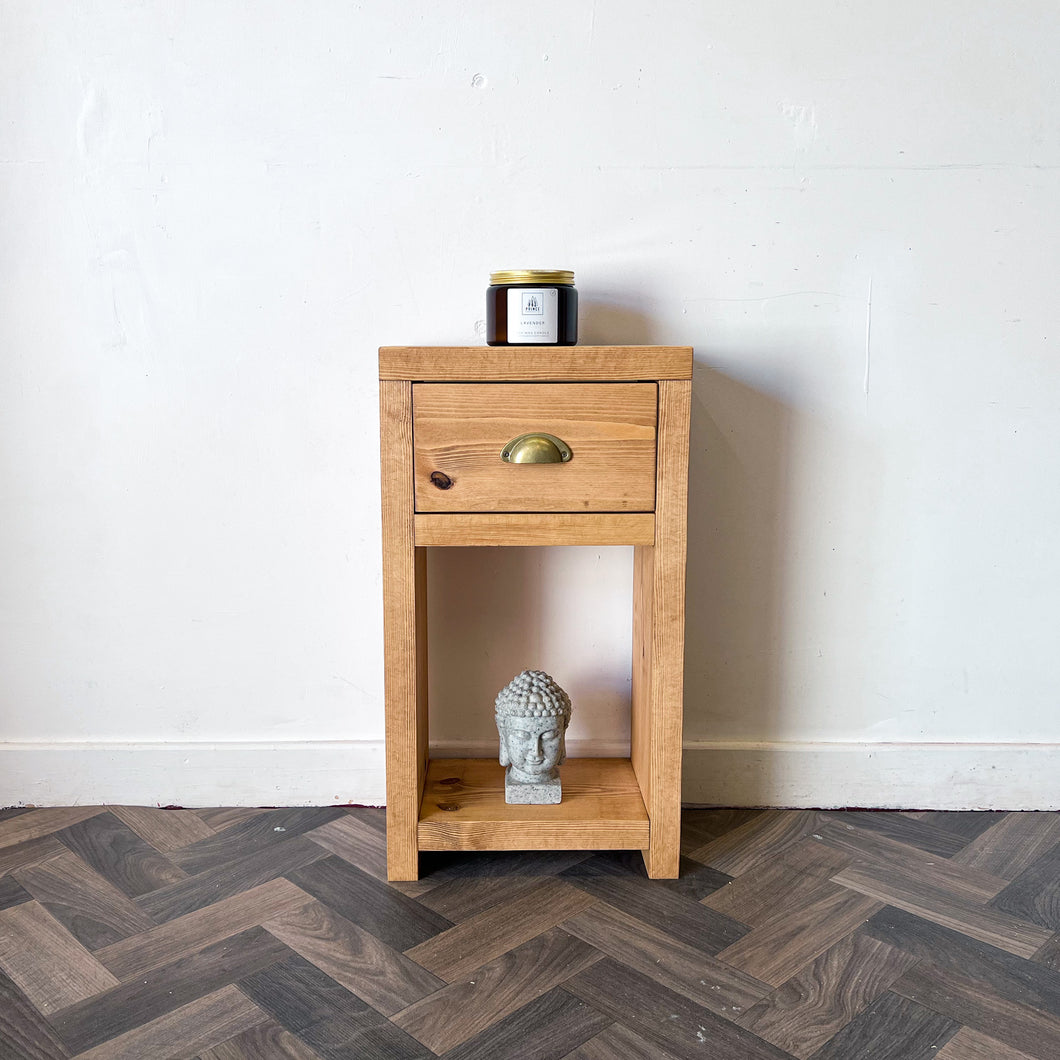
379,345,692,880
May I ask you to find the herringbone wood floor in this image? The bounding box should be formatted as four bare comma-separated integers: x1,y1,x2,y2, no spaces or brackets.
2,805,1060,1059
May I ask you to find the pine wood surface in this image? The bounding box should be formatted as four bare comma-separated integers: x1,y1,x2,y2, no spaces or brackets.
411,382,657,514
378,346,694,382
413,512,655,547
418,759,650,852
5,806,1060,1059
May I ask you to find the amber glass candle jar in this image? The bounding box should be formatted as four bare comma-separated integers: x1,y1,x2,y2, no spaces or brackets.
486,270,578,346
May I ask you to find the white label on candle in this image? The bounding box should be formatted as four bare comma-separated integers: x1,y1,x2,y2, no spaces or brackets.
507,288,559,343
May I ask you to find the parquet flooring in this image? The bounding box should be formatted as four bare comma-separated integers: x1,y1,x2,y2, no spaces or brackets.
2,805,1060,1058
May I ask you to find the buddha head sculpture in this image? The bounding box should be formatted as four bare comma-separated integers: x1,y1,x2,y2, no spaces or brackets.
494,670,573,786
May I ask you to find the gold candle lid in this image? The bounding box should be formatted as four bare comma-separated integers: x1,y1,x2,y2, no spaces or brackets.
490,270,575,285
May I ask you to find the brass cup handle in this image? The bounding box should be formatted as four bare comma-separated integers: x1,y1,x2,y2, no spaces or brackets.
500,433,572,464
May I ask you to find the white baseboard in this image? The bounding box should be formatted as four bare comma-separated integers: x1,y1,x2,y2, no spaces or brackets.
682,740,1060,810
2,739,1057,810
0,741,387,808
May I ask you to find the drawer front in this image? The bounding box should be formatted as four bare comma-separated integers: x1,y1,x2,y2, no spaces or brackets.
413,383,657,513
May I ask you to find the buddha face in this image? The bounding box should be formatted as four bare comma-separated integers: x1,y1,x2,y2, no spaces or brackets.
497,713,567,784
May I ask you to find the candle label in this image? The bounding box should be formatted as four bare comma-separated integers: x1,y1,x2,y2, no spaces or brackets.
507,288,559,343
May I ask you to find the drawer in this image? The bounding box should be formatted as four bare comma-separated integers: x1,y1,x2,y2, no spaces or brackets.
413,382,657,513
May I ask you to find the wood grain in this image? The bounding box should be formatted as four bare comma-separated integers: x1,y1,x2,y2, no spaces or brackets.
990,839,1060,931
0,901,119,1014
714,881,881,986
566,958,794,1060
109,805,215,853
439,986,612,1060
392,926,601,1052
561,901,770,1017
50,926,288,1055
0,835,67,877
264,897,445,1016
0,807,106,851
414,511,655,546
701,838,852,926
14,850,156,950
56,811,186,898
380,376,427,882
135,836,326,924
197,1020,324,1060
239,952,430,1060
737,932,920,1059
403,878,596,982
833,860,1051,957
379,345,694,381
935,1027,1039,1060
952,811,1060,879
418,758,649,851
287,855,452,952
305,812,389,881
96,877,309,980
631,377,690,879
0,874,32,912
412,382,657,513
689,809,826,876
73,985,265,1060
807,990,959,1060
0,967,72,1060
563,1020,684,1060
561,858,748,955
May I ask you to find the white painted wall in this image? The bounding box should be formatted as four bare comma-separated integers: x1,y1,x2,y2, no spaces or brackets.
3,1,1058,807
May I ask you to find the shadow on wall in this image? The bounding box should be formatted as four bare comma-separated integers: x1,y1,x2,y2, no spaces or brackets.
683,364,795,802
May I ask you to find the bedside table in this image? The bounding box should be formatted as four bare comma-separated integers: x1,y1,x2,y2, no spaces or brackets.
379,345,692,880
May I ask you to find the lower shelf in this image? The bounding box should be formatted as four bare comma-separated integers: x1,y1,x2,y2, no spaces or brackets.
418,757,650,852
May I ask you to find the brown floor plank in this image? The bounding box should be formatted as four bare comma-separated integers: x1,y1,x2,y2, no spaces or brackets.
819,811,971,857
110,805,216,853
404,878,597,983
197,1019,325,1059
832,861,1051,958
951,812,1060,879
56,811,187,898
392,926,601,1053
0,835,67,877
264,896,445,1016
562,1020,684,1060
701,839,852,926
415,874,545,923
0,968,72,1060
287,855,453,952
990,839,1060,931
73,984,266,1060
0,807,106,852
304,814,389,881
565,849,732,901
192,807,275,832
565,957,795,1060
14,850,157,950
689,809,826,875
561,901,770,1018
811,820,1008,900
0,900,119,1014
136,836,328,924
714,881,881,987
438,986,611,1060
49,925,291,1055
0,874,33,911
863,905,1060,1021
916,810,1005,840
737,932,920,1059
239,952,432,1060
171,808,347,875
680,808,764,855
96,877,309,980
559,861,748,955
892,961,1060,1060
935,1026,1039,1060
806,990,959,1060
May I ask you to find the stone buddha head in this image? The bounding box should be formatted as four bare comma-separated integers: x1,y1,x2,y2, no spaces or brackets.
494,670,572,785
